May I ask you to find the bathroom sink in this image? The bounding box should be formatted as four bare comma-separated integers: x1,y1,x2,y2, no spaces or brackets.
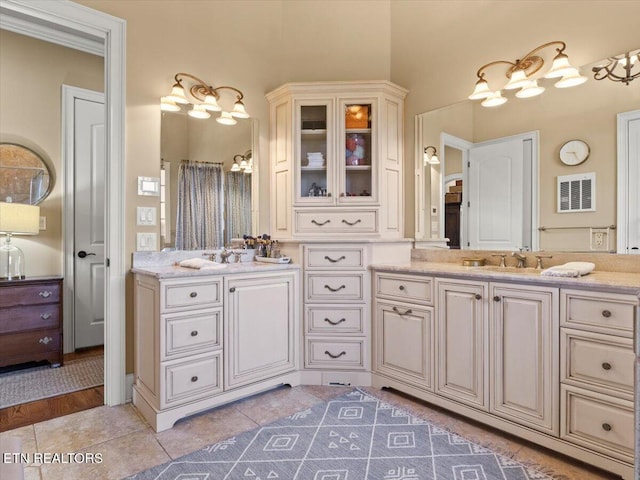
473,266,541,274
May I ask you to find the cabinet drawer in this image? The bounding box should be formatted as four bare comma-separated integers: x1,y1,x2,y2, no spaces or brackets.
0,304,60,334
0,283,60,308
561,329,634,397
162,353,222,408
163,308,222,360
162,278,222,313
306,339,365,369
0,328,61,357
306,305,365,335
295,210,377,234
306,273,364,302
304,246,365,270
375,272,433,305
561,290,635,337
561,385,634,463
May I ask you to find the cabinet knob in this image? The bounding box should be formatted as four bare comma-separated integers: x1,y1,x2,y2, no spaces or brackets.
39,291,52,298
229,287,236,293
191,330,198,337
324,317,346,326
191,376,198,382
324,350,346,359
39,336,53,344
601,310,612,318
602,423,612,432
601,362,612,370
475,294,482,300
189,292,198,298
398,285,405,291
493,296,501,302
40,313,52,320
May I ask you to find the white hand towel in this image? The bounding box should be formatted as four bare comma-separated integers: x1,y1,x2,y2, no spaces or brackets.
541,262,595,277
560,262,596,275
178,258,217,269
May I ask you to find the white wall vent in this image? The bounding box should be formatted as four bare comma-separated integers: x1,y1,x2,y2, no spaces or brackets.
557,173,595,213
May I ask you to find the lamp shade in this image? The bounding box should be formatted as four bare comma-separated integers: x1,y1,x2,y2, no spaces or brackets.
504,68,529,90
0,202,40,235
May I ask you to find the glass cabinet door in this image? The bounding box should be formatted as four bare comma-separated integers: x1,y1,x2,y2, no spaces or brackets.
339,100,375,204
296,101,333,204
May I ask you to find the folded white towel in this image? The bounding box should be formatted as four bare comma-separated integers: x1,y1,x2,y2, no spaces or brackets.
541,261,595,277
178,258,217,269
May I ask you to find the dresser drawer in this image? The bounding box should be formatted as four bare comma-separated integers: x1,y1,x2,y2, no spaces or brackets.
374,272,433,305
162,278,222,313
163,308,222,360
306,339,365,369
162,353,222,408
306,305,365,335
306,273,364,302
0,304,60,334
0,328,61,358
0,282,60,308
561,385,634,463
561,289,635,337
304,246,365,270
295,210,377,234
561,329,634,397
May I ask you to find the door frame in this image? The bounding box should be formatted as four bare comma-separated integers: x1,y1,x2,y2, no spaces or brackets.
62,85,105,353
617,109,640,254
1,0,127,406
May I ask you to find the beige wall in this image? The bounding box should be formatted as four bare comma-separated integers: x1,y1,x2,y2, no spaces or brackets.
0,30,103,277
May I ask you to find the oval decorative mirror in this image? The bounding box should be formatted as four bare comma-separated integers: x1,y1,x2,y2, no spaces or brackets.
0,142,54,205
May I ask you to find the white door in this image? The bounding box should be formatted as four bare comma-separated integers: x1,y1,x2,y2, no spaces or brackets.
467,137,525,250
618,110,640,254
74,93,106,349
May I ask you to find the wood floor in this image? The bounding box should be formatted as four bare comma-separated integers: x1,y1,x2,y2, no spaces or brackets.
0,346,104,432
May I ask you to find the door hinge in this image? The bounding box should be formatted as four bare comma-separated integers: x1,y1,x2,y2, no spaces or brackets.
106,258,110,267
468,161,471,167
467,241,470,247
467,201,470,207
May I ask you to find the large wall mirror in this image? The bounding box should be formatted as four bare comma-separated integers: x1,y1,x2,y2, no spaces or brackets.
0,141,54,205
416,49,640,253
160,110,257,250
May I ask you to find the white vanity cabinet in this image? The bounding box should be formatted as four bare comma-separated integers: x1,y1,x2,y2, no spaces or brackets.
133,269,300,432
266,81,407,239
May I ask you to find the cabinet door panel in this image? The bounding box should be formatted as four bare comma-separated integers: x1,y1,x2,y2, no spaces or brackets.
490,284,559,435
435,279,488,410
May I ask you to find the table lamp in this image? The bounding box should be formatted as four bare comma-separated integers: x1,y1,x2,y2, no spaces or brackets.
0,202,40,280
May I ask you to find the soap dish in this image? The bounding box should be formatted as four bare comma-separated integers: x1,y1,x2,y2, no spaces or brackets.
255,256,291,264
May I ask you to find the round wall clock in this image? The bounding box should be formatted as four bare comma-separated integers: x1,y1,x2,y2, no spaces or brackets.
559,139,590,166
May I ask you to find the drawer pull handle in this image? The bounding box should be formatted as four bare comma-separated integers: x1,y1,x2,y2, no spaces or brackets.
189,292,198,298
601,362,612,370
324,255,346,263
39,336,53,345
191,376,198,382
40,313,52,320
229,287,236,293
602,423,612,432
341,219,362,226
475,294,482,300
392,306,412,316
191,330,198,337
311,219,331,226
324,284,346,292
324,350,346,359
39,291,52,298
398,285,405,291
324,317,346,326
602,310,612,318
493,296,501,302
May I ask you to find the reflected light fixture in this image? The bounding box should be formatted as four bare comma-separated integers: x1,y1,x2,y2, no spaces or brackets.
230,151,253,174
592,49,640,85
0,202,40,280
423,146,439,165
469,41,586,108
162,72,250,124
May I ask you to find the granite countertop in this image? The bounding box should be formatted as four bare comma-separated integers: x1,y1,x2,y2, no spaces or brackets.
132,261,300,279
370,261,640,295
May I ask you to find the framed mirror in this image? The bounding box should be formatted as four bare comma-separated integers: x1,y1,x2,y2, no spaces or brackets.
160,110,257,250
0,142,54,205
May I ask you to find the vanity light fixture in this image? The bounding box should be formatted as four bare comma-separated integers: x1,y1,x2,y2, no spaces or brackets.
592,49,640,85
469,41,587,107
162,72,250,124
423,146,439,165
231,151,252,174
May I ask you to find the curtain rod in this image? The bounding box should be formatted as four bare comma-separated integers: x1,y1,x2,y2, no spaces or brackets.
179,159,224,165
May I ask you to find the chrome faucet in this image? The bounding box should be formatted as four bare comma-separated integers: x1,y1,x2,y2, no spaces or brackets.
219,248,233,264
511,251,527,268
534,254,553,270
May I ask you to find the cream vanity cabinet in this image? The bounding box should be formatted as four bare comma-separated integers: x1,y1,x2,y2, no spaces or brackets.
133,270,299,432
266,81,407,239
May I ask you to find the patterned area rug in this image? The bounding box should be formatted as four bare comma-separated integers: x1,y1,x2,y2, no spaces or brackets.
0,355,103,409
126,389,551,480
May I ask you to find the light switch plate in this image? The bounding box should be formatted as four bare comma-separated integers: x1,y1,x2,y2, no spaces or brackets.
136,207,157,226
136,232,157,251
137,176,160,196
39,216,46,231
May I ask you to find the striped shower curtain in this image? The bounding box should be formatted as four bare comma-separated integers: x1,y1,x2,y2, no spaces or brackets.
175,161,224,250
225,171,252,244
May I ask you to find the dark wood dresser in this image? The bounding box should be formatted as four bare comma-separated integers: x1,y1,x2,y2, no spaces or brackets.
0,277,63,368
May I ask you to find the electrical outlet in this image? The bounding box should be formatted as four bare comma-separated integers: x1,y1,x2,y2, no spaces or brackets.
590,228,609,251
136,232,157,251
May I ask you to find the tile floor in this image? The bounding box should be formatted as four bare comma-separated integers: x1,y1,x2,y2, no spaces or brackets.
0,385,621,480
